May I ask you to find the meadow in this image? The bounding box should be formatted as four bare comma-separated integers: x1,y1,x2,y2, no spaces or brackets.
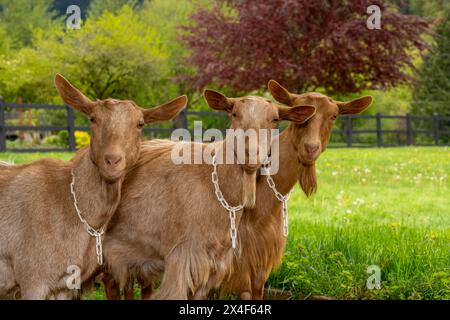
1,147,449,300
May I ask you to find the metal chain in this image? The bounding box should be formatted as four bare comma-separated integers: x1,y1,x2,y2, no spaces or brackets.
70,170,105,265
263,157,292,237
211,155,243,254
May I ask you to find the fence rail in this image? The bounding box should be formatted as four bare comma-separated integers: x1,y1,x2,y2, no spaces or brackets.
0,99,448,152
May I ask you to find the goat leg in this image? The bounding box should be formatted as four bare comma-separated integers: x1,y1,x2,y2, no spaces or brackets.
102,273,121,300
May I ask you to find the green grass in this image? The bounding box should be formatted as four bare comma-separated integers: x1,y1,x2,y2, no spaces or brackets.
268,147,450,300
1,147,449,300
0,152,73,164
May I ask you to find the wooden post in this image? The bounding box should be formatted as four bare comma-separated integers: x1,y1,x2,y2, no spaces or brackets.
0,96,5,152
18,97,24,141
173,108,188,130
346,116,352,147
67,106,76,152
405,113,413,145
433,114,439,146
376,113,382,147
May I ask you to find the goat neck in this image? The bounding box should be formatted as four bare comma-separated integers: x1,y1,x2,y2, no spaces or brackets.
70,149,123,229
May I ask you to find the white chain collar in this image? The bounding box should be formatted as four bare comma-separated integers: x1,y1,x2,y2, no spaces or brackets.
211,155,243,254
263,158,292,237
70,170,105,265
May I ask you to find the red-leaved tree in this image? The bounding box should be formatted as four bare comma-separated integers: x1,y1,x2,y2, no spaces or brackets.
182,0,430,94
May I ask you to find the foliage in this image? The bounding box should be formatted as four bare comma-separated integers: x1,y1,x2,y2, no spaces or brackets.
183,0,430,94
62,6,168,103
51,0,92,19
412,8,450,116
0,0,58,49
408,0,450,18
138,0,212,108
0,6,168,107
0,24,11,55
88,0,141,18
411,8,450,142
0,28,63,103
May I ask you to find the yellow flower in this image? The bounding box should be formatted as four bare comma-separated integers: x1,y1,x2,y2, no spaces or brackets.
75,131,90,149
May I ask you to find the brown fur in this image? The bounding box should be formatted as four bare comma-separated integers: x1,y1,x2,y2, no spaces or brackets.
221,80,372,299
0,74,187,299
101,92,316,299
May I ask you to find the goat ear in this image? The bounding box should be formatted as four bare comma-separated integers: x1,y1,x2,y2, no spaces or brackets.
337,96,372,115
54,74,93,115
143,95,188,124
268,80,295,106
203,89,234,112
279,105,316,124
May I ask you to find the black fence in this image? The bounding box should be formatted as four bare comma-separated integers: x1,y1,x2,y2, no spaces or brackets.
0,99,449,152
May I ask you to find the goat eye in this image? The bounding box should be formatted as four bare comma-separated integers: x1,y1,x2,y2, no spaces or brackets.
331,115,337,120
273,118,279,122
232,113,237,117
137,120,145,128
89,117,95,123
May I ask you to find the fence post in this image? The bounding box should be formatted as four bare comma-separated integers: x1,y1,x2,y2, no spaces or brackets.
405,113,413,145
376,113,382,147
180,108,188,129
0,96,5,152
346,116,352,147
433,113,439,146
67,106,76,152
172,108,188,131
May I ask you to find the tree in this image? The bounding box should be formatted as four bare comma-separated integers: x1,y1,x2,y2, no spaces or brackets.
182,0,430,94
64,6,168,103
51,0,92,19
412,9,450,118
0,24,11,54
88,0,141,17
409,0,450,18
0,6,168,106
139,0,211,104
0,0,57,49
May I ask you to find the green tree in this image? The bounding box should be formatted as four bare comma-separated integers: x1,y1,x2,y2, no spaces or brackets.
0,6,169,106
88,0,140,17
0,0,57,48
63,6,168,104
412,8,450,143
0,24,11,54
0,27,63,103
139,0,212,107
412,9,450,116
409,0,450,18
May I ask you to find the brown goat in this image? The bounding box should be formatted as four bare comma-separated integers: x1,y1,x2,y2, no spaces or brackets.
101,91,316,299
0,74,187,299
222,80,373,299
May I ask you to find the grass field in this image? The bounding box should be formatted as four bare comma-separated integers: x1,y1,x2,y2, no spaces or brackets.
1,147,449,300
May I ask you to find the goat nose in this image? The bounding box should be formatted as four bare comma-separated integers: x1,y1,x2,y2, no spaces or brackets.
104,154,123,166
305,143,319,154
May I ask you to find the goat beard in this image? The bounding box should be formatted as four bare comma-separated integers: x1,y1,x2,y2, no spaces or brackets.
299,162,317,197
242,168,257,208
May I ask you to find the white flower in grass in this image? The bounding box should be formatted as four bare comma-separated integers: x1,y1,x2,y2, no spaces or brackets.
345,209,352,214
332,171,338,176
353,198,365,206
